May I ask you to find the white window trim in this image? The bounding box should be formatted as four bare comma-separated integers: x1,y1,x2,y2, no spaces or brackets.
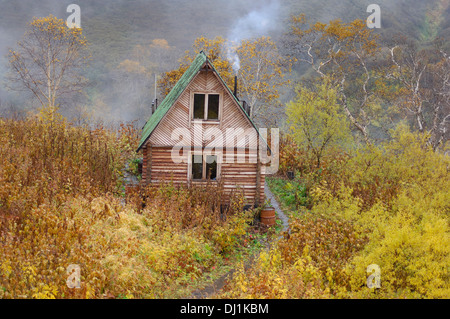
187,149,222,182
190,91,222,124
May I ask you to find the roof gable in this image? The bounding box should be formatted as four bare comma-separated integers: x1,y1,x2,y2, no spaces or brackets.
137,52,207,151
137,51,269,152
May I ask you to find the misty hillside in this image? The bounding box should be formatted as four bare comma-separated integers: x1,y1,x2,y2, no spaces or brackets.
0,1,449,301
0,0,448,124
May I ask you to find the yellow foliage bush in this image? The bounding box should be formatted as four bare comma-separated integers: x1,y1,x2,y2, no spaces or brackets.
0,184,252,299
344,191,450,298
310,126,449,298
0,113,254,299
219,246,334,299
220,124,449,299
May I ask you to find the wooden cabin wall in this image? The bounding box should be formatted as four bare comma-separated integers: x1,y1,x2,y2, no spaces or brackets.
144,146,265,206
141,145,147,184
141,70,266,205
148,71,257,149
149,147,188,184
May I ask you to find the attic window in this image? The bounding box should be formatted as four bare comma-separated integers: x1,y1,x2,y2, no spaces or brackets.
193,94,205,119
193,93,220,121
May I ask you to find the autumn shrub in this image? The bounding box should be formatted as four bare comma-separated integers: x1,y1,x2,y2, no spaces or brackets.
0,109,138,217
278,134,307,176
266,177,311,211
89,197,225,298
225,124,449,299
307,125,450,298
0,177,253,299
345,203,450,298
218,211,367,298
0,194,220,298
310,184,449,298
277,132,351,208
218,246,334,299
131,181,255,254
337,124,448,210
0,111,255,299
0,196,116,299
98,183,253,298
279,213,368,289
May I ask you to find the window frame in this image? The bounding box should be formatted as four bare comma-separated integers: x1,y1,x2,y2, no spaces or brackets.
187,150,222,182
190,92,222,123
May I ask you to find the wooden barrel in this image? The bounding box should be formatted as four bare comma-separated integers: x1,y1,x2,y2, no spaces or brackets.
260,207,276,226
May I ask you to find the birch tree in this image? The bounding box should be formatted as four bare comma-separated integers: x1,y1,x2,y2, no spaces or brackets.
386,41,449,150
237,36,292,124
158,36,292,126
7,15,89,117
158,36,235,97
286,77,352,169
284,15,381,144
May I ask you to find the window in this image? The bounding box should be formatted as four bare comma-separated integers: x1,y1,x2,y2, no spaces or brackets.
207,95,219,120
193,94,205,119
193,93,220,121
192,154,203,180
205,155,217,180
191,154,218,180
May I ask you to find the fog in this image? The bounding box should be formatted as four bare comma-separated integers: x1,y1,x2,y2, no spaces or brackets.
0,0,446,125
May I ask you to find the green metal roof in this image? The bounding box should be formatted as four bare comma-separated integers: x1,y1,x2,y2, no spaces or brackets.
136,51,270,153
137,51,207,151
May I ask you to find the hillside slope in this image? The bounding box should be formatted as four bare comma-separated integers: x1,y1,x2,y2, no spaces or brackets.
0,0,448,123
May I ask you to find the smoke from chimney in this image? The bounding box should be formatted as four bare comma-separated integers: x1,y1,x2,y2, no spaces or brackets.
233,75,238,100
226,0,281,74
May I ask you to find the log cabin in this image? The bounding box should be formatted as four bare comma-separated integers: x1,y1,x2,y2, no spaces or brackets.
136,51,268,206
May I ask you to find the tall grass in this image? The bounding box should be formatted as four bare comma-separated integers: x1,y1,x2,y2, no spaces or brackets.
0,110,255,298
